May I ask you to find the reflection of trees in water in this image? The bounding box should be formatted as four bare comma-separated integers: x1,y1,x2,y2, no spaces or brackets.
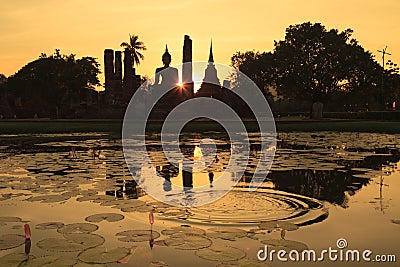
268,153,400,207
126,136,400,205
106,179,144,199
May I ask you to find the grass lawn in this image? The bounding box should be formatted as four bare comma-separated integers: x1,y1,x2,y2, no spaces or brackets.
0,120,400,136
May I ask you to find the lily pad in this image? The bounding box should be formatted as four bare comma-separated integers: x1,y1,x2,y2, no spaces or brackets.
150,261,169,267
164,233,212,250
74,263,107,267
76,195,116,203
35,222,64,230
27,195,70,203
37,238,84,252
216,259,271,267
20,256,58,267
58,223,98,234
100,199,146,208
121,205,154,213
238,259,272,267
259,220,299,231
206,228,247,241
85,213,124,223
391,219,400,225
195,245,246,261
19,255,77,267
259,239,308,251
78,247,130,264
0,234,25,250
0,217,22,223
0,253,29,267
116,230,160,242
37,234,105,252
161,225,205,236
65,233,105,249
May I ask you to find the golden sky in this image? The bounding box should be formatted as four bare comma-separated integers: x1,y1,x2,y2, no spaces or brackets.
1,0,399,87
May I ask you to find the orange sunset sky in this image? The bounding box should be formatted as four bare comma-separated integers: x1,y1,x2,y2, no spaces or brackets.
1,0,399,88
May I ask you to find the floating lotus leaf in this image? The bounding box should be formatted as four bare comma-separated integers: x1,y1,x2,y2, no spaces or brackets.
85,213,124,223
0,234,25,250
260,239,308,251
74,263,107,267
42,258,77,267
195,245,246,261
65,233,105,249
116,230,160,242
78,247,130,264
58,223,98,234
100,199,144,207
216,259,271,267
258,221,299,231
19,255,77,267
35,222,64,230
37,238,84,252
0,217,22,223
164,233,212,250
0,253,29,267
206,228,247,241
73,263,107,267
150,261,169,267
159,209,189,219
391,219,400,225
121,205,154,213
76,195,115,203
236,259,272,267
215,263,237,267
161,225,205,236
18,256,58,267
27,194,70,203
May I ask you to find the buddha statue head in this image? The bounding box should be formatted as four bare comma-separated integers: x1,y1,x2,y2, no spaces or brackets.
162,45,172,67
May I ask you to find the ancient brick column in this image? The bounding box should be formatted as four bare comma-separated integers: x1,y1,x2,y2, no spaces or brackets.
114,51,122,104
104,49,114,104
123,48,133,94
182,35,194,98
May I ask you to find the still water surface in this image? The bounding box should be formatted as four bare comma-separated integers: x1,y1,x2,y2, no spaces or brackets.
0,132,399,266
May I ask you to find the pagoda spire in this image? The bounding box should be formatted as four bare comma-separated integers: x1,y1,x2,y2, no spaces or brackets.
208,40,214,63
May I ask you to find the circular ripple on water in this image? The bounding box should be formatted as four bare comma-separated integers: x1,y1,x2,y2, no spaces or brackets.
186,188,328,226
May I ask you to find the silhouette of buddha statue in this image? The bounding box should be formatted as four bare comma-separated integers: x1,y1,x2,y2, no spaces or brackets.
154,45,179,89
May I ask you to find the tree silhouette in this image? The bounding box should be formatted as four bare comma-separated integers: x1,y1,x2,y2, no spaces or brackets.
120,34,147,67
6,49,100,118
232,22,388,112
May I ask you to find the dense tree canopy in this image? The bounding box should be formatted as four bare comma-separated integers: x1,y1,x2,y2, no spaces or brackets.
5,49,101,117
232,22,399,112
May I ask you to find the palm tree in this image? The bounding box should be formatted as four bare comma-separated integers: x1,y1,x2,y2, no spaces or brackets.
120,34,147,67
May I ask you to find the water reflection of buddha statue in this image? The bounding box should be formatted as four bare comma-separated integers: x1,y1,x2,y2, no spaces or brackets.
154,45,179,89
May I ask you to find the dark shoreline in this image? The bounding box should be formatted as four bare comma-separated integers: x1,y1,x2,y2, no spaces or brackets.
1,119,400,135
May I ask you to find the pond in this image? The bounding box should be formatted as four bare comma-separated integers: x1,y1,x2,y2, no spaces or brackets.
0,132,399,266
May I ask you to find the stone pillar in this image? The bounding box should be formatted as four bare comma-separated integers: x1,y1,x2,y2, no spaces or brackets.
104,49,114,104
115,51,122,80
182,35,194,98
114,51,122,104
123,48,133,93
